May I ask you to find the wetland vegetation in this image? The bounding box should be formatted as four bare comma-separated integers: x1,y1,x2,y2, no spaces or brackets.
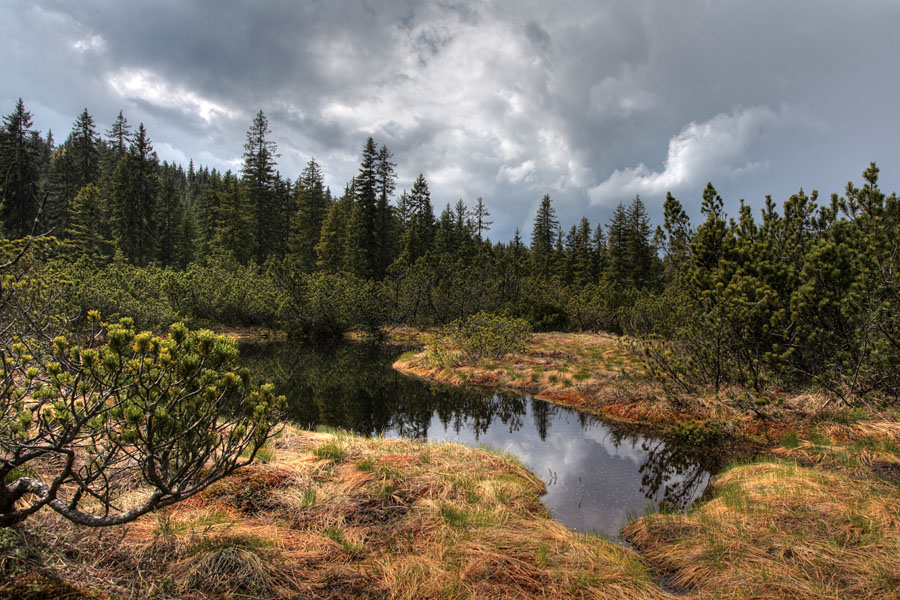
1,100,899,598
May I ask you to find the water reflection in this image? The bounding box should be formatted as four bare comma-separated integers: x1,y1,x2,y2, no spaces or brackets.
240,340,722,537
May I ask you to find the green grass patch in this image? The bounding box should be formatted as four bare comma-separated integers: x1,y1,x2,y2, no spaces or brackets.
313,441,346,461
186,534,273,557
322,526,365,555
535,542,550,568
439,503,473,528
356,458,377,472
780,431,800,449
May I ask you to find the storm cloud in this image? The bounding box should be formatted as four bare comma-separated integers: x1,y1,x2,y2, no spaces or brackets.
3,0,898,240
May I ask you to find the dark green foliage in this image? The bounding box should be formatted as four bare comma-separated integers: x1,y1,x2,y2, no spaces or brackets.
110,123,158,265
64,184,110,262
530,194,558,278
290,158,329,271
427,311,531,366
241,110,280,264
5,100,900,405
58,258,179,331
636,165,900,405
210,172,257,264
0,99,41,238
315,188,350,273
400,174,435,265
173,257,286,327
274,265,388,338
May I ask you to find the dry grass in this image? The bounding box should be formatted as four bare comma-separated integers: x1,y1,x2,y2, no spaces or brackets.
624,460,900,599
394,331,900,446
394,332,648,412
3,426,673,600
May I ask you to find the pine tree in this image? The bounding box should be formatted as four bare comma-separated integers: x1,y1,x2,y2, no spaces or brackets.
591,223,607,278
101,110,132,185
348,137,379,277
625,195,656,288
194,168,222,258
656,192,692,282
70,109,100,189
316,184,352,272
375,144,397,276
433,203,455,256
0,99,40,237
272,174,293,258
241,110,279,263
530,194,559,278
606,203,629,285
211,172,257,264
400,174,435,263
110,123,158,265
572,217,594,287
46,139,78,235
156,162,185,266
65,183,109,261
290,158,329,271
473,197,492,240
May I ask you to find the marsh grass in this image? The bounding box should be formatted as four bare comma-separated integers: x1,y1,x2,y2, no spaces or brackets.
625,460,900,599
313,440,346,461
8,426,672,600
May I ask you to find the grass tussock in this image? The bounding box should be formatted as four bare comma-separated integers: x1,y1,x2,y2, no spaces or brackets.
624,460,900,599
5,426,673,600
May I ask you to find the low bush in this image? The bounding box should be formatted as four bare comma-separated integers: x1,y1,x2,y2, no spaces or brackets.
427,311,531,366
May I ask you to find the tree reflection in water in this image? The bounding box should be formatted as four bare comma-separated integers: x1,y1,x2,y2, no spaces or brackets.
240,340,723,535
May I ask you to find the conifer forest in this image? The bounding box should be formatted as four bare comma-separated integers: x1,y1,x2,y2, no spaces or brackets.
3,99,898,403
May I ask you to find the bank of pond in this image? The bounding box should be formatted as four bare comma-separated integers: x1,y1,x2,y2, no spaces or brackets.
238,339,726,538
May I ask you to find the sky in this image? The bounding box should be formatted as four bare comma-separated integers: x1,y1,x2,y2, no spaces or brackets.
3,0,899,242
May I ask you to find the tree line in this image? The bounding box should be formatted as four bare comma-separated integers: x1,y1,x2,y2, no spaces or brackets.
2,97,899,403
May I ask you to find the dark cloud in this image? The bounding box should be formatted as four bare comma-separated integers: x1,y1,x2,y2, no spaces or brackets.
3,0,899,240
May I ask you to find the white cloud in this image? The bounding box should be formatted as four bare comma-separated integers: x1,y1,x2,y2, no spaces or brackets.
588,106,781,206
107,68,236,123
72,34,105,52
497,160,537,185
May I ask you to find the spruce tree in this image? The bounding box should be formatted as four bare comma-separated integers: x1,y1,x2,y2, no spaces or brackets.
0,99,40,238
625,195,656,288
70,109,100,189
375,144,397,275
101,110,132,185
656,192,692,282
46,138,78,235
65,183,109,261
156,162,185,266
606,203,629,285
211,171,257,264
530,194,559,278
348,137,379,277
473,197,492,240
572,217,594,287
290,158,328,271
316,184,352,272
110,123,158,265
400,174,435,263
241,110,279,263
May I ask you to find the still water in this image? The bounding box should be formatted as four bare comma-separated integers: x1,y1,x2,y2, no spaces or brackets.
240,340,720,538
